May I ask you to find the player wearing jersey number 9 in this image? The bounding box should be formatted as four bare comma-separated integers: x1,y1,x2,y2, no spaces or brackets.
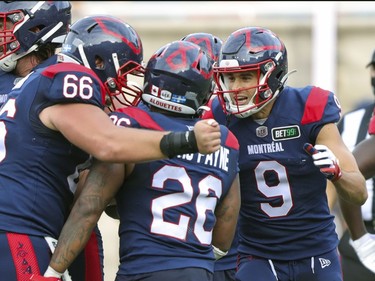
202,26,366,281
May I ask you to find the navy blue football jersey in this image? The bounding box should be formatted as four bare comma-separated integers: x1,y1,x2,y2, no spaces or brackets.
109,107,240,275
0,70,18,106
338,103,375,222
0,56,59,107
0,62,105,238
206,85,341,260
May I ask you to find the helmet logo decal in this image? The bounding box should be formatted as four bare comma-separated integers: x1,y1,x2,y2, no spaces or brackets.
181,32,223,63
165,42,195,70
151,85,161,97
61,44,72,52
185,37,213,60
146,96,183,113
171,95,186,103
164,42,212,79
151,84,185,104
236,28,283,53
220,59,239,67
95,18,142,55
187,37,211,51
161,90,172,100
264,61,274,71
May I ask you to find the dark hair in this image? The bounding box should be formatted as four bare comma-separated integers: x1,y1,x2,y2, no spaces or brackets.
34,43,60,62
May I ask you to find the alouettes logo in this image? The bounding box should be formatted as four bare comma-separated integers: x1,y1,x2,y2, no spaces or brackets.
256,126,268,137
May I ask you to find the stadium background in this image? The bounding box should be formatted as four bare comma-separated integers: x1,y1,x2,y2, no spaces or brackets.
71,2,375,280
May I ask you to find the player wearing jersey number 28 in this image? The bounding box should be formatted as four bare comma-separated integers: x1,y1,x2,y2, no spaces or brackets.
203,26,366,281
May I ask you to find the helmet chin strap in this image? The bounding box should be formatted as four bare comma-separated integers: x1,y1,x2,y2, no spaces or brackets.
280,69,297,86
0,55,17,72
254,68,297,108
259,69,297,103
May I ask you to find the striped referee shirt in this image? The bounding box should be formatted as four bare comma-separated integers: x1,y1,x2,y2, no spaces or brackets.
338,102,375,222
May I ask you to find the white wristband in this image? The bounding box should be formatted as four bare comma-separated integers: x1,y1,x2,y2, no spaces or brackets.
44,266,63,278
213,245,228,260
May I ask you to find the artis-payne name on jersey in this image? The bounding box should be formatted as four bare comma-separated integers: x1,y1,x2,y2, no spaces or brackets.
177,146,230,172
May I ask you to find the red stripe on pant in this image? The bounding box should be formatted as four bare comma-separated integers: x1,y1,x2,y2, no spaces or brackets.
85,231,103,281
7,233,41,281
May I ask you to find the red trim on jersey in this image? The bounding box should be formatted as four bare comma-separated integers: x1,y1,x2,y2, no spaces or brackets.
201,98,214,119
41,62,107,106
225,130,239,150
84,231,103,281
116,107,164,130
7,233,41,280
301,87,330,125
369,113,375,135
41,62,98,79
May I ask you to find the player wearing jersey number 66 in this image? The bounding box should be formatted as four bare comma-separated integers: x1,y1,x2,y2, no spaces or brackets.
0,13,221,281
0,2,104,281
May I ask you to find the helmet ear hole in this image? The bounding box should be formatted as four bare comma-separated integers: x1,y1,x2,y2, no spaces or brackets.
29,26,42,34
180,32,223,64
95,55,104,69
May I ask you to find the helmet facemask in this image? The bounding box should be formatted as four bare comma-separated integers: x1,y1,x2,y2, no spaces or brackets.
214,27,291,118
0,9,25,71
0,1,71,72
215,58,280,118
105,60,145,111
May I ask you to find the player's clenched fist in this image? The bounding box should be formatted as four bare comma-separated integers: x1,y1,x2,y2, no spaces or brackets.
194,119,221,154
